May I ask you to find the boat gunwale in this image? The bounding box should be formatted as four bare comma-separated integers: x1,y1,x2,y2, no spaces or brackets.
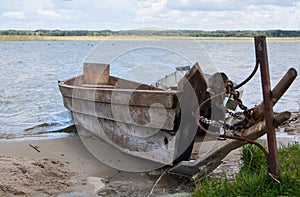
59,75,181,95
59,75,182,109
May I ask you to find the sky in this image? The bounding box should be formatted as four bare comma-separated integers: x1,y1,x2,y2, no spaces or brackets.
0,0,299,30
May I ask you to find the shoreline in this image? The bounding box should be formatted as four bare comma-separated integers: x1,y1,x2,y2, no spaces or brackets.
0,112,299,196
0,135,197,196
1,35,300,41
0,135,242,196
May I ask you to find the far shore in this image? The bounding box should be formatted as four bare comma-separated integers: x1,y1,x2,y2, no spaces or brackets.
1,35,300,41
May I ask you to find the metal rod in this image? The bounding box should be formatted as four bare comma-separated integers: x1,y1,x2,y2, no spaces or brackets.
254,36,280,181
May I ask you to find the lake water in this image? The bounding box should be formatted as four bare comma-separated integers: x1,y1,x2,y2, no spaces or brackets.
0,39,299,139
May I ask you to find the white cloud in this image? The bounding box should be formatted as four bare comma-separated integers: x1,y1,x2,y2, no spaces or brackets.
166,0,245,11
136,0,168,22
133,0,300,30
166,0,300,11
0,0,299,30
1,11,25,19
19,0,55,16
37,10,61,19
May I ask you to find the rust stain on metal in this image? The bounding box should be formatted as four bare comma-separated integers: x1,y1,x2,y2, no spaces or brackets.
255,36,280,181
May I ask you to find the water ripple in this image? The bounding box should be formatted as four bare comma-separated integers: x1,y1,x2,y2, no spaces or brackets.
0,40,299,139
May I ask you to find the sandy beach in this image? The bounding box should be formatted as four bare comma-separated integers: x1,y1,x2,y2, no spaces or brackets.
0,112,299,196
0,135,194,196
0,135,242,196
0,136,114,196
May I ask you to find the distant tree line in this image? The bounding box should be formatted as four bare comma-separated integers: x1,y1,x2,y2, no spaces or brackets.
0,29,113,36
0,29,299,37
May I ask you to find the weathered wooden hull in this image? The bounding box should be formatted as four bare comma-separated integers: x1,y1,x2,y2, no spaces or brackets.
58,63,208,165
72,112,179,164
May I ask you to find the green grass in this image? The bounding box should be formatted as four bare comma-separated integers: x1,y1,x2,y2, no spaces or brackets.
193,143,300,197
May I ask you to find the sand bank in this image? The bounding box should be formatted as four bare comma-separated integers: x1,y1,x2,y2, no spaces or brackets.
1,35,300,41
0,136,196,196
0,136,115,196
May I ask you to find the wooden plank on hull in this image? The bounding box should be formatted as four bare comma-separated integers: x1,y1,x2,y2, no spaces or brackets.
63,97,177,130
72,112,177,164
172,63,209,162
109,76,162,91
59,82,179,108
177,62,208,110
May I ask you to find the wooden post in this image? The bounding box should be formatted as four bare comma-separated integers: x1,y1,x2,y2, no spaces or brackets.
83,63,110,85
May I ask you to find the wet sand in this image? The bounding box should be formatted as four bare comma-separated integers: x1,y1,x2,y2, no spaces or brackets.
0,136,194,196
0,136,112,196
0,112,299,196
0,135,244,196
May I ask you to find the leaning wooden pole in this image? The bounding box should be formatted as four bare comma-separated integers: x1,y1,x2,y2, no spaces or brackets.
252,68,297,121
254,36,279,181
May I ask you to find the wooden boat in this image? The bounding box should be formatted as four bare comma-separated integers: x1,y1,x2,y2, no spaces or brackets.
58,61,296,177
59,62,209,165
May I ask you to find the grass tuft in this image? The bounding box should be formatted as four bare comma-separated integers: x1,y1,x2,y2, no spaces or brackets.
193,143,300,196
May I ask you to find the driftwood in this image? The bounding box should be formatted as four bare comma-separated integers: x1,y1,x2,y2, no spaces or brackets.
252,68,297,121
169,112,291,178
29,144,40,153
